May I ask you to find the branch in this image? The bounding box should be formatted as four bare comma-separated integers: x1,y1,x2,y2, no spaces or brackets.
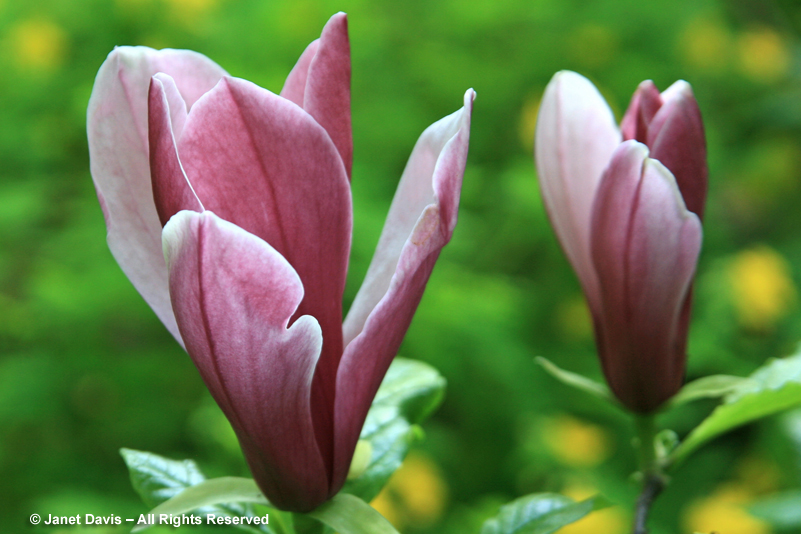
632,474,665,534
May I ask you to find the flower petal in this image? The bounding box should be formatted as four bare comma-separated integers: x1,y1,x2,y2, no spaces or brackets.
333,89,474,494
590,141,702,412
150,75,352,474
343,90,474,346
647,80,708,219
535,71,621,312
282,13,352,178
87,46,226,345
163,210,328,512
280,39,320,106
148,74,203,226
620,80,662,143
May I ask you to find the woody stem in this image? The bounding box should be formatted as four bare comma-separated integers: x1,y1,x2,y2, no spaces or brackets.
632,415,665,534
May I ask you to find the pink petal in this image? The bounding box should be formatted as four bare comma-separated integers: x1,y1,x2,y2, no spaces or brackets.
332,89,475,494
149,75,352,473
148,74,204,226
299,12,353,178
162,210,328,512
87,46,226,345
620,80,662,143
343,89,475,346
647,80,708,219
535,71,622,313
280,40,320,107
590,141,702,412
279,13,351,178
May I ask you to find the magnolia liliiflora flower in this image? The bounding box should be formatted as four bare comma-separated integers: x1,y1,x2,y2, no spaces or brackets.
87,13,474,511
535,71,707,413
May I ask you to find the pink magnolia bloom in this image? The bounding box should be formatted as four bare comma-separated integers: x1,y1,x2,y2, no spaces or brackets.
535,71,707,413
87,13,474,511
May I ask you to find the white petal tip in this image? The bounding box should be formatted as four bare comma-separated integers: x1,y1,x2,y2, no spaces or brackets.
464,88,477,105
662,80,694,101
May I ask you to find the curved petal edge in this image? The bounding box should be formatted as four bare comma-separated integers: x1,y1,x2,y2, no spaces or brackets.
343,88,475,346
88,46,227,346
535,71,622,313
333,89,475,493
163,210,329,512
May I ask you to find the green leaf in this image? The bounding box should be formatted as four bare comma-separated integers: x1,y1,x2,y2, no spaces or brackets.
121,358,446,532
480,493,611,534
342,357,445,502
120,448,207,508
748,490,801,529
670,353,801,467
131,478,269,532
534,357,616,405
308,493,400,534
372,357,446,423
667,375,751,407
121,449,273,533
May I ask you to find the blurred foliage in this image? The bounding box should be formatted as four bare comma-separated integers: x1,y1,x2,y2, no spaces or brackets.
2,0,801,533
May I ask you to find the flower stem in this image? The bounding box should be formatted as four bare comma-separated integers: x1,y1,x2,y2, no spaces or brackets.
634,415,657,475
632,474,664,534
632,414,665,534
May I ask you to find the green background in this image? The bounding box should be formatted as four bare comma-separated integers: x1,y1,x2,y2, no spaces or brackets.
2,0,801,532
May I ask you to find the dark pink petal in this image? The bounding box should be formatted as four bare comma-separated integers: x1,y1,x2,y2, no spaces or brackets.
300,12,352,178
280,40,320,107
648,81,707,394
150,75,352,474
535,71,621,314
148,74,203,226
590,141,702,412
163,210,328,512
620,80,662,143
343,89,475,345
88,46,226,345
332,89,475,494
647,81,708,219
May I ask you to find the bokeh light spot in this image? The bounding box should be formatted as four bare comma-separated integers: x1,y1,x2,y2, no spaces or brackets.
561,482,628,533
369,452,448,529
543,415,612,467
728,245,796,332
683,483,771,534
737,26,789,82
679,17,731,72
10,18,67,71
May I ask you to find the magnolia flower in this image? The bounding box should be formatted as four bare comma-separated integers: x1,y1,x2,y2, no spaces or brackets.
535,71,706,413
87,13,474,511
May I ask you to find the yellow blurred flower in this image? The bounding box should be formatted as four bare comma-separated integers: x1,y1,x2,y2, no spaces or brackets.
683,483,771,534
371,488,403,530
370,452,448,530
9,18,67,71
679,17,732,72
737,26,790,82
542,415,612,468
728,245,796,331
560,482,628,534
